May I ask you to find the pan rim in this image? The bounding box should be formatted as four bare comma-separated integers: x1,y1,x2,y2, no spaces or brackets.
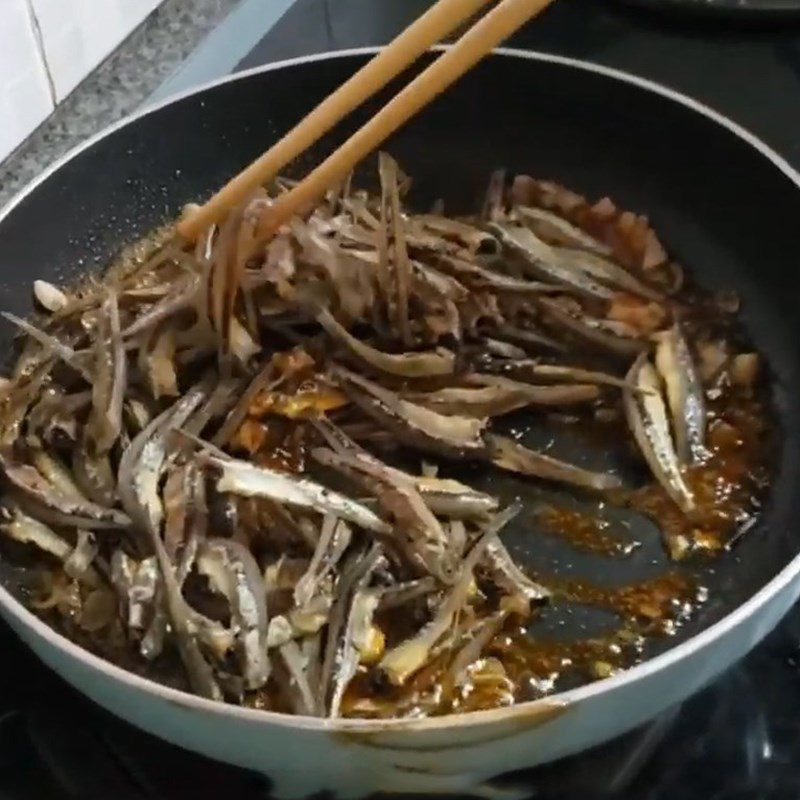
0,45,798,734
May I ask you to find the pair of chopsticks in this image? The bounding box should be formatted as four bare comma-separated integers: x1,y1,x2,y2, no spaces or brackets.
179,0,555,336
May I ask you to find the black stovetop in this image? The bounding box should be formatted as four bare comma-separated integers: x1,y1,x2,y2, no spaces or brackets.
4,2,800,798
240,0,800,170
4,610,800,800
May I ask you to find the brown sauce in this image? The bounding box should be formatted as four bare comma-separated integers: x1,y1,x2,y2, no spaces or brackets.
536,505,640,557
538,572,703,634
334,568,702,718
625,389,768,560
488,625,640,696
230,418,310,473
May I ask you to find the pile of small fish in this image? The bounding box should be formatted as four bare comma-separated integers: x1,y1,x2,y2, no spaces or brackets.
0,155,766,717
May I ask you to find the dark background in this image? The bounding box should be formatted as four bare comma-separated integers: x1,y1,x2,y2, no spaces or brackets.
241,0,800,168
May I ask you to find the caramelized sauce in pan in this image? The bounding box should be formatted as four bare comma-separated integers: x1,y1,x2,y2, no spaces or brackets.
333,569,706,718
625,388,768,560
536,505,640,557
539,572,702,633
231,418,309,473
488,626,640,696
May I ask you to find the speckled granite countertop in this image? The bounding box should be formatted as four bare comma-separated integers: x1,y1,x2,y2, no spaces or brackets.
0,0,240,209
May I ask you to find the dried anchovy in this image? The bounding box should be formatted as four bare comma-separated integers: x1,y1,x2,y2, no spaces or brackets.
0,158,765,720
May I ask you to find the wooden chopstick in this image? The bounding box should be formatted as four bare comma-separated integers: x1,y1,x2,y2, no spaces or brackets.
210,0,555,345
177,0,496,241
252,0,554,245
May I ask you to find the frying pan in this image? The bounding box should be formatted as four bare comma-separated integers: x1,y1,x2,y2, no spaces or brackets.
0,48,799,798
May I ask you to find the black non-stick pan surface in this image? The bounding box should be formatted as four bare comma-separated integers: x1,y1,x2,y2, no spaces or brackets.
0,50,799,667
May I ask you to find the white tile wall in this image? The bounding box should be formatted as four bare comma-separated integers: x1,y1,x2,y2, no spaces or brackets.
0,0,54,163
30,0,162,101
